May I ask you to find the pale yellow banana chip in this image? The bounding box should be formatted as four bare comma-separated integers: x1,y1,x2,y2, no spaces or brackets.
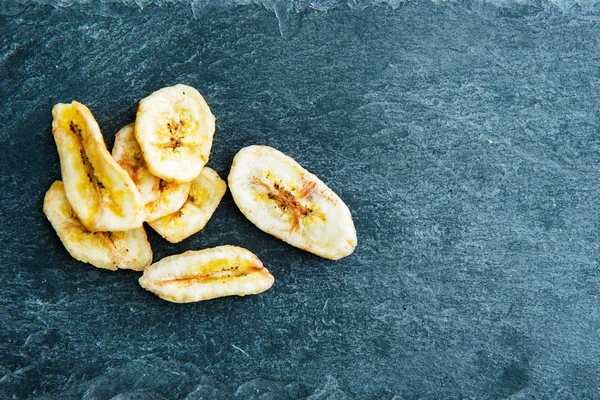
43,181,152,271
228,145,357,260
139,245,274,303
112,124,191,221
135,84,215,183
52,102,145,232
112,123,161,205
148,167,226,243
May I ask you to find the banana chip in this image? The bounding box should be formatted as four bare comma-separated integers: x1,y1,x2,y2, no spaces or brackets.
148,167,226,243
52,102,145,232
112,124,191,221
228,145,357,260
139,245,274,303
135,84,215,183
43,181,152,271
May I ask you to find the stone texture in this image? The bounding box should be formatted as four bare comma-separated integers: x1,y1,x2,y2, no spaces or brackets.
1,1,599,398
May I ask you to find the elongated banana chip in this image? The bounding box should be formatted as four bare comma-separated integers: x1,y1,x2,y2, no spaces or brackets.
43,181,152,271
139,245,274,303
135,84,215,183
148,167,226,243
52,102,145,232
228,145,357,260
112,124,161,205
112,124,191,221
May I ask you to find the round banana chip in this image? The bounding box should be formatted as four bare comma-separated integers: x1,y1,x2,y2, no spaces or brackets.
135,84,215,183
139,245,274,303
112,124,191,222
43,181,152,271
228,145,357,260
52,102,145,232
148,167,227,243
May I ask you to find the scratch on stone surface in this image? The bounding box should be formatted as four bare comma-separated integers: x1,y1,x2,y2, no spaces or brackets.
173,50,200,67
23,330,45,347
322,298,335,326
12,365,35,376
231,344,252,359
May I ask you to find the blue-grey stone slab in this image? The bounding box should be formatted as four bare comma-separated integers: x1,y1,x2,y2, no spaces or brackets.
1,1,599,398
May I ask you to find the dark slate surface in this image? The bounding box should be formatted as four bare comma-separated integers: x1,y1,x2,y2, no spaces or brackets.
1,1,600,399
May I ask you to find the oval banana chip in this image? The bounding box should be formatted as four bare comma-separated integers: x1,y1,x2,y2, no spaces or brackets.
112,124,191,222
148,167,226,243
43,181,152,271
112,123,162,205
52,102,145,232
135,84,215,183
228,145,357,260
139,245,274,303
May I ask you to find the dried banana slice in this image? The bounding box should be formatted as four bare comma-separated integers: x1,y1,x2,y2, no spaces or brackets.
52,101,145,232
112,124,161,205
228,145,357,260
43,181,152,271
135,84,215,183
139,245,274,303
148,167,226,243
112,124,191,221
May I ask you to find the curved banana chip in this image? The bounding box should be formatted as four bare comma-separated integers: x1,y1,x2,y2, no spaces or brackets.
52,102,145,232
148,167,226,243
228,145,357,260
135,84,215,183
112,124,191,222
112,124,161,205
139,245,274,303
43,181,152,271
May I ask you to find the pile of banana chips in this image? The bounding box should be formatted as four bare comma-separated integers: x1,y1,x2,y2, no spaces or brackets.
43,84,356,303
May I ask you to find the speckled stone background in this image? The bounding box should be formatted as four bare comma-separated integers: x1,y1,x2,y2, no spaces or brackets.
1,1,600,398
